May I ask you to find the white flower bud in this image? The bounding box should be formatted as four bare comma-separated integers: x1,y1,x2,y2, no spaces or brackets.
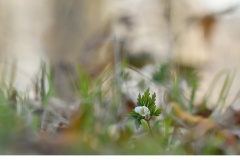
135,106,150,117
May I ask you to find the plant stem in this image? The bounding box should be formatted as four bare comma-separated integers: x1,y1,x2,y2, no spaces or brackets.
146,120,153,135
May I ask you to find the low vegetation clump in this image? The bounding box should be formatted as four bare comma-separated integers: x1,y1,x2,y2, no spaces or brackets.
0,62,240,155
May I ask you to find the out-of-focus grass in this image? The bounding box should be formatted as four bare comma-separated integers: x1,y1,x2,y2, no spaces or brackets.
0,90,22,154
0,62,239,155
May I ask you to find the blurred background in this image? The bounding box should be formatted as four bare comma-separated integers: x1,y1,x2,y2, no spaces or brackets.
0,0,240,108
1,0,240,155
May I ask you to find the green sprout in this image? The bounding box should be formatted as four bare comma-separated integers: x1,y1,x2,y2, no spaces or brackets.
127,88,161,134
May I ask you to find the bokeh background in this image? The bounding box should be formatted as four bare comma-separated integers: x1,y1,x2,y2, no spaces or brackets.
1,0,240,154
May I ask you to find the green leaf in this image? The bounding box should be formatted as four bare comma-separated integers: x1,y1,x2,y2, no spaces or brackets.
127,111,145,130
134,119,141,129
141,119,149,132
143,88,150,106
127,111,139,121
150,93,156,107
127,115,136,121
154,108,162,116
150,105,156,116
137,93,143,106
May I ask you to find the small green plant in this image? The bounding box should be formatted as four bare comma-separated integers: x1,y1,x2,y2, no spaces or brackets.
127,88,161,134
